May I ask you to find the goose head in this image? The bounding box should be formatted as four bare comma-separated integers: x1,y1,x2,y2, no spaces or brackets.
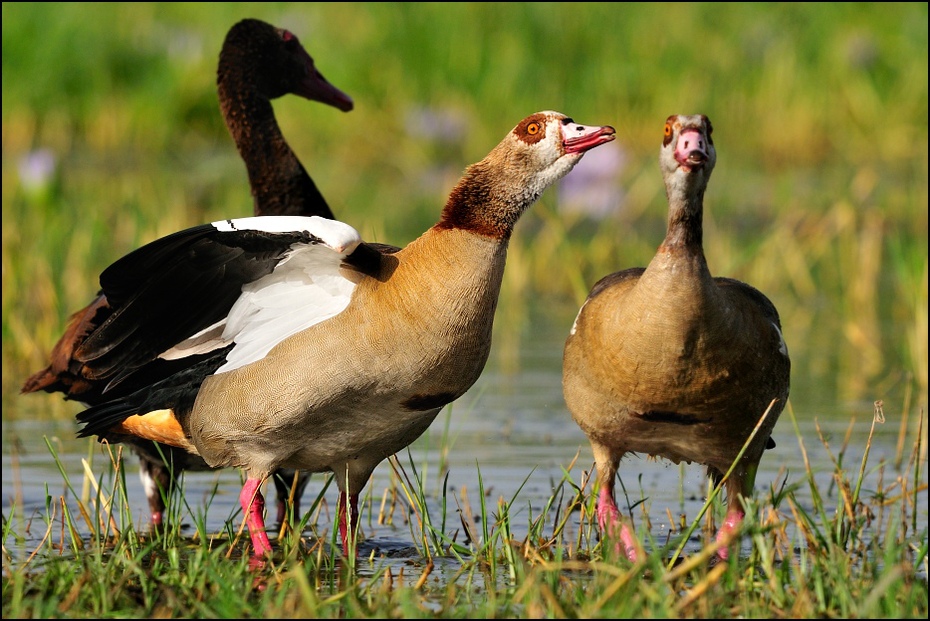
660,114,716,194
440,111,615,236
490,110,617,197
218,18,353,112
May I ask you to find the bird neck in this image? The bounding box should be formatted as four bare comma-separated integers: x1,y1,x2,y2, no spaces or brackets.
435,159,538,241
218,78,333,218
661,176,706,251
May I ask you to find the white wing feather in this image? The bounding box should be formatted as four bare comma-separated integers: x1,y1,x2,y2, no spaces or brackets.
159,216,362,373
217,242,357,373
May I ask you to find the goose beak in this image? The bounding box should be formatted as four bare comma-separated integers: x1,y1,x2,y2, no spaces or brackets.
298,67,355,112
674,129,709,170
562,123,616,154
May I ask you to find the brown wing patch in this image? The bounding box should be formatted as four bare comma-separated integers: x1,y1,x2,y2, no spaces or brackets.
21,293,111,397
403,392,457,412
637,410,708,425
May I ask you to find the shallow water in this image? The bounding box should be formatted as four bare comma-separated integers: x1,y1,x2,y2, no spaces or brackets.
3,312,927,576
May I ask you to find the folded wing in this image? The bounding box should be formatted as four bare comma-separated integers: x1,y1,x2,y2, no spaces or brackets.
74,215,362,393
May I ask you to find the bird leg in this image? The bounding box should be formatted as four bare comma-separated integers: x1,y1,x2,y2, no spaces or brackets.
593,449,641,562
272,469,309,526
240,478,272,557
714,469,754,561
597,484,640,562
337,490,360,556
273,487,289,527
139,457,176,530
715,506,744,561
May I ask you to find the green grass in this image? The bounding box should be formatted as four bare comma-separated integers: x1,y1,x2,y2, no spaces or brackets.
2,401,927,617
1,2,927,617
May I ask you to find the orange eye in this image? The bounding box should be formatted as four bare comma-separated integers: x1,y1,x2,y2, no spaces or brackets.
527,122,540,135
664,123,672,137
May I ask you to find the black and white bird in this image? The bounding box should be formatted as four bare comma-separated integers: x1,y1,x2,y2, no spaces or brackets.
22,18,354,529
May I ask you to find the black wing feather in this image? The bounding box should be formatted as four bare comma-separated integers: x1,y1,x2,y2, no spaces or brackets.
74,222,319,393
76,345,234,439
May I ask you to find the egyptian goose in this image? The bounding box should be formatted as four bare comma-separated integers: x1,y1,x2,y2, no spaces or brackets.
21,18,353,529
562,114,790,562
73,111,616,559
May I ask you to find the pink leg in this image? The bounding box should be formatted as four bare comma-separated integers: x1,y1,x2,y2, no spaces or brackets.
337,491,360,556
715,508,744,561
597,485,639,562
596,484,620,530
240,478,272,557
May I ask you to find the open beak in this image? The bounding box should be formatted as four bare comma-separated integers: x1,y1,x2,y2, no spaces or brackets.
563,123,616,154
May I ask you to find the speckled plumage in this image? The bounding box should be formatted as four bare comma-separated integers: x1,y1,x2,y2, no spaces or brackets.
562,114,790,562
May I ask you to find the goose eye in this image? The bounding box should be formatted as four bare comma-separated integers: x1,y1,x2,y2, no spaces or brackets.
527,122,540,135
662,122,675,147
282,31,299,51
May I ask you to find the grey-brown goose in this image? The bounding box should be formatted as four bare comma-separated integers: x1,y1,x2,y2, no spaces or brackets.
74,111,616,559
21,18,353,529
562,114,789,562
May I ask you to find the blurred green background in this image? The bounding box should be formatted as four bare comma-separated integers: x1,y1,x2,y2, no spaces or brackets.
2,2,927,425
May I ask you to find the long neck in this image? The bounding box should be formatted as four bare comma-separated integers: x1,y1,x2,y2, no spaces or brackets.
217,72,335,219
632,173,724,337
435,160,539,240
638,171,715,303
660,174,705,252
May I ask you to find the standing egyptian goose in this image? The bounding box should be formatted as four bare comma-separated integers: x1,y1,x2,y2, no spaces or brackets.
562,114,790,562
74,111,616,559
21,18,353,529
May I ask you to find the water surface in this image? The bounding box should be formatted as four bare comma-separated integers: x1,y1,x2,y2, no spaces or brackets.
3,310,926,573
